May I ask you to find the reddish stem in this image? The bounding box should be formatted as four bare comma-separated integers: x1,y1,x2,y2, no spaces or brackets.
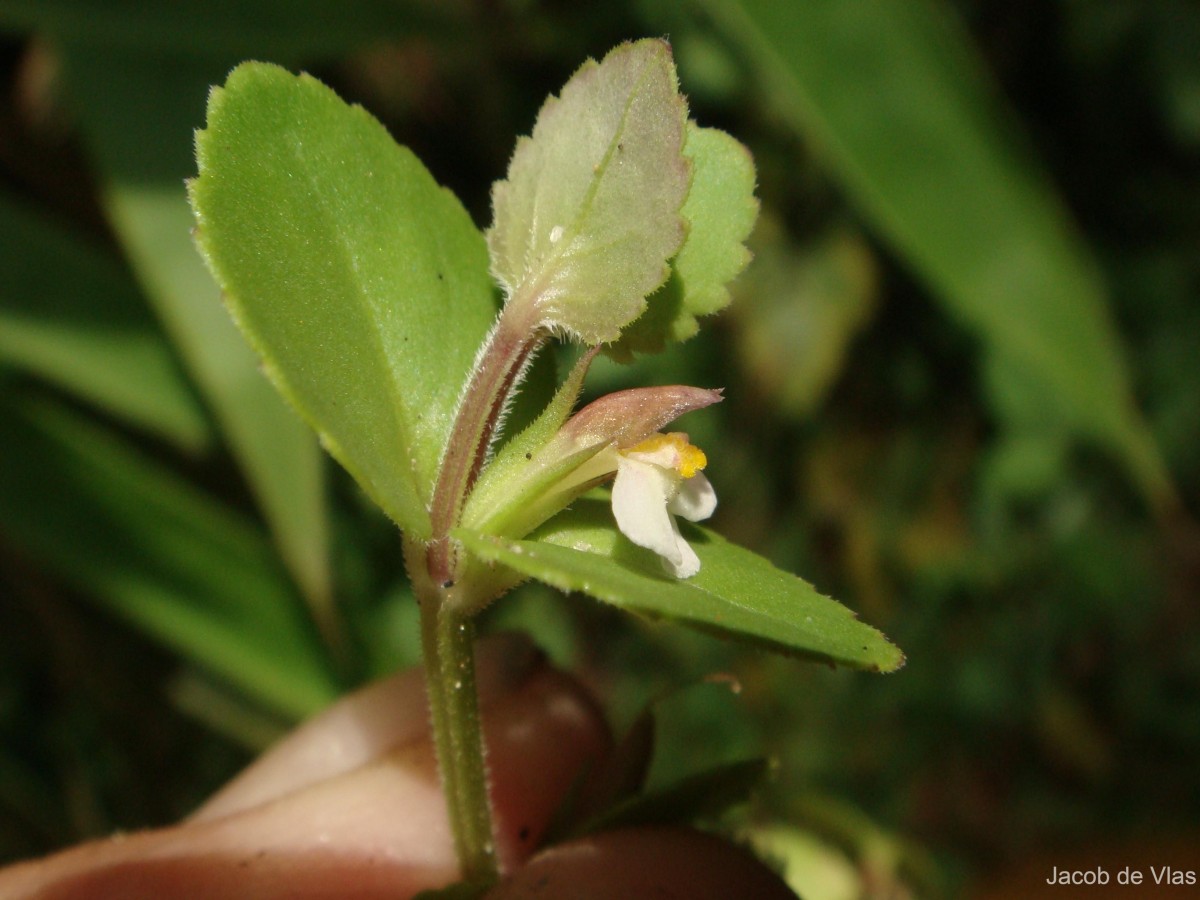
427,305,543,586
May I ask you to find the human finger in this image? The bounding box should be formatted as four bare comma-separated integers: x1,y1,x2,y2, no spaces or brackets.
0,635,611,900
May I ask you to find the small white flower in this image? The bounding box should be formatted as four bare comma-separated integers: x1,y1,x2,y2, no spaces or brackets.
611,432,716,578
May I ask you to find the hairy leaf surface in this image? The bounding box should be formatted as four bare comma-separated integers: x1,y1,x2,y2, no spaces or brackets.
487,39,690,344
191,63,496,537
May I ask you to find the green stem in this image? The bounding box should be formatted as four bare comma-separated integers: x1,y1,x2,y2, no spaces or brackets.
412,303,545,884
418,581,497,885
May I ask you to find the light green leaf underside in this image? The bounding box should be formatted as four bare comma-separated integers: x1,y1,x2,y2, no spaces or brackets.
670,125,758,328
62,45,331,618
487,39,690,344
613,124,758,357
711,0,1173,510
0,190,207,450
456,497,903,672
191,62,496,538
0,396,337,721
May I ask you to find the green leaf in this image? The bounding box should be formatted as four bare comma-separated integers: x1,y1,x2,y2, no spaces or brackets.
612,123,758,357
554,708,655,836
191,62,497,539
578,758,767,836
61,45,333,626
487,39,691,344
668,125,759,328
0,396,338,720
709,0,1174,511
0,191,208,450
456,497,903,672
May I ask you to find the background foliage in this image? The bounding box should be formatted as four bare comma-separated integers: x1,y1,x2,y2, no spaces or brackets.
1,1,1197,895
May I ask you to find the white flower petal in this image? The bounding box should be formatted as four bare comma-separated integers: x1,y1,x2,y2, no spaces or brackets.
668,471,717,522
611,458,683,565
665,517,702,578
609,436,716,579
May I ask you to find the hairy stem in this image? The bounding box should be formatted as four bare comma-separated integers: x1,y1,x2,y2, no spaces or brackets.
416,574,496,884
408,302,545,885
427,304,543,587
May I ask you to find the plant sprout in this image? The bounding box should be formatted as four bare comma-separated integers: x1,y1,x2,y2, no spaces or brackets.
188,38,902,891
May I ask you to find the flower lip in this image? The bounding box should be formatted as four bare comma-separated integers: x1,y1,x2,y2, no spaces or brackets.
611,432,716,578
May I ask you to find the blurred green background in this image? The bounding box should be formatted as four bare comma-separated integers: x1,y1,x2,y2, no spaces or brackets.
1,1,1197,896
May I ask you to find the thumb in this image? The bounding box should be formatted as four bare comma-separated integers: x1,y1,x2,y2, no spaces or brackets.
0,635,611,899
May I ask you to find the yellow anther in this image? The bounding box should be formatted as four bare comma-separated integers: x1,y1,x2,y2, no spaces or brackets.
677,443,707,479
